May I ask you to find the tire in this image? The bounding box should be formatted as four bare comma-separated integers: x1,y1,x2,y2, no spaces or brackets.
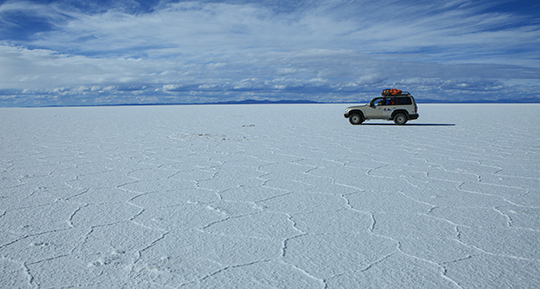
393,113,408,125
349,113,363,125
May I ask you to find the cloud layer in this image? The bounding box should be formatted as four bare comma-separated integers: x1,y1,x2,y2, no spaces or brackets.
1,0,539,106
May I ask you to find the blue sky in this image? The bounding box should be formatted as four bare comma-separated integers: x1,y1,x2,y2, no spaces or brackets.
1,0,539,106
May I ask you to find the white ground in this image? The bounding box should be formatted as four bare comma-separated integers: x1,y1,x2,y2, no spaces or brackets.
1,103,539,288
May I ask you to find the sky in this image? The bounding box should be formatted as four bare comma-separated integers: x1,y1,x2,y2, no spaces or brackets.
1,0,539,107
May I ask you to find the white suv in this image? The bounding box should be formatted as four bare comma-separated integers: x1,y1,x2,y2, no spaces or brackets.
344,92,419,125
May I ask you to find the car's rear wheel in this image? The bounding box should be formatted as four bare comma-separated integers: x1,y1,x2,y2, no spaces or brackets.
349,113,363,125
394,113,408,125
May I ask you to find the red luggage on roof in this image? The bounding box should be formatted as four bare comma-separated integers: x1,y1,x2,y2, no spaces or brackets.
382,88,402,96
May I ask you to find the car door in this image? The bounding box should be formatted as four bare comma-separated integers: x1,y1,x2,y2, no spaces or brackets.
381,97,395,119
365,97,384,119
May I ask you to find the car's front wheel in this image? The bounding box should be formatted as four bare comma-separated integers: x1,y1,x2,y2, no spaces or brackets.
349,113,363,125
393,113,408,125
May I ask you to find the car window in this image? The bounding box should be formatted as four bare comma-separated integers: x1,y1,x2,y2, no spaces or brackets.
373,97,395,106
372,98,384,106
396,97,412,105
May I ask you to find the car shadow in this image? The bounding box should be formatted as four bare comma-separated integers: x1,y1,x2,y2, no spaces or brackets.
361,123,456,126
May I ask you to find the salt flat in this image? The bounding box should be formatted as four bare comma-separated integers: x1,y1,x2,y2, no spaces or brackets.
1,103,539,288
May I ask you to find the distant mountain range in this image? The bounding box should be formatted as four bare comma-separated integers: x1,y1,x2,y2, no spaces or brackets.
213,99,320,105
416,96,540,104
24,97,540,108
36,99,321,108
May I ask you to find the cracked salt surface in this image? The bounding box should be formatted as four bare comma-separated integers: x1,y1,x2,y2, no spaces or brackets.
1,103,539,288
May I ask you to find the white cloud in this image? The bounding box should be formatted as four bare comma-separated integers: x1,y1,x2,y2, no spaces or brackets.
0,0,539,106
13,0,537,62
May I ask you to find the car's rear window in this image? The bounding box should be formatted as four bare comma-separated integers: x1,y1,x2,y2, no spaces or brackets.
396,97,412,105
